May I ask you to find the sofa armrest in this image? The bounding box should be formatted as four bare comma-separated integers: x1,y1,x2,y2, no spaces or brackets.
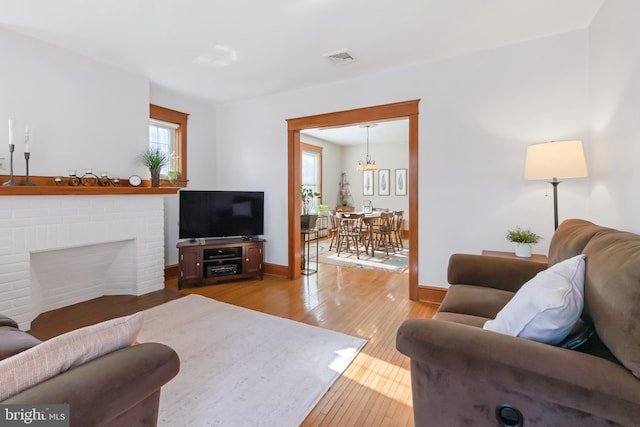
3,343,180,425
0,314,19,328
447,253,547,292
396,319,640,426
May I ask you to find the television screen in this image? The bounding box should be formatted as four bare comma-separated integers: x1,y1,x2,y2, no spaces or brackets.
179,190,264,239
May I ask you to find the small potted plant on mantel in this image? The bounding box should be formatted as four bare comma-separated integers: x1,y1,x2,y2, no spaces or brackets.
506,226,542,258
138,148,168,187
301,186,321,229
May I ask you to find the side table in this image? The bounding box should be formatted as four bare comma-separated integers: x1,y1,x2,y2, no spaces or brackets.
301,228,319,275
481,250,548,264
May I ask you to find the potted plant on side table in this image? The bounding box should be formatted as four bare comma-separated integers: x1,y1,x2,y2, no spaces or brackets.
301,186,320,229
506,226,542,258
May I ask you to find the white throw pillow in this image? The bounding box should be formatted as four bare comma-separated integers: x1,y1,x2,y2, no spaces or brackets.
0,312,143,400
483,254,586,344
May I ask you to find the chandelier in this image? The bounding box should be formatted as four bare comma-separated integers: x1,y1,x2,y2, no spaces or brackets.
356,124,377,171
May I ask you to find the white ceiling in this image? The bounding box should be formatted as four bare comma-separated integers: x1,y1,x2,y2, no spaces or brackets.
0,0,604,106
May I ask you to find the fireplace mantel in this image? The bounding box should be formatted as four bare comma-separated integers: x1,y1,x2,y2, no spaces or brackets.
0,186,179,196
0,174,180,196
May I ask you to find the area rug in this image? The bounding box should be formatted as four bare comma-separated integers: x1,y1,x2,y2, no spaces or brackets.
310,239,409,273
137,294,367,426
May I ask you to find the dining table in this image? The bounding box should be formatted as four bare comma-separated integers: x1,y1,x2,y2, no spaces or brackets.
340,211,382,256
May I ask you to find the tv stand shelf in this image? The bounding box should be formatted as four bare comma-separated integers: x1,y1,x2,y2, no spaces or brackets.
177,238,265,289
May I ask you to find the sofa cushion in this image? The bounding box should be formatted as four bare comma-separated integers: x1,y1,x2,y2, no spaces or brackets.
0,312,143,400
581,230,640,378
483,254,586,345
432,312,490,328
437,285,514,319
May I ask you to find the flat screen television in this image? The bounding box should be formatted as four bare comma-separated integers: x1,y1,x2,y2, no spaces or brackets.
179,190,264,239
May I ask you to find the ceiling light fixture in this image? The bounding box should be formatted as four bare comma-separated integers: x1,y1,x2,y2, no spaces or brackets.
356,124,377,171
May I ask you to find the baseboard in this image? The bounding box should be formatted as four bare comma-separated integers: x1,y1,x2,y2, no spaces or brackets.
264,263,288,278
417,285,447,305
165,264,179,279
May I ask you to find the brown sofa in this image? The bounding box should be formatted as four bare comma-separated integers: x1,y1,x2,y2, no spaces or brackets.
1,314,179,426
397,219,640,427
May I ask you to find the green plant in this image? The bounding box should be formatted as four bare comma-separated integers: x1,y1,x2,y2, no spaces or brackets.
138,148,168,170
300,186,320,215
167,170,180,185
506,227,542,244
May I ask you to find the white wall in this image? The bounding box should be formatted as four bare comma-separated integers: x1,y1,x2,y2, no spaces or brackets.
149,84,217,265
1,24,600,287
589,0,640,232
0,28,149,179
0,29,218,268
216,30,591,287
342,142,409,220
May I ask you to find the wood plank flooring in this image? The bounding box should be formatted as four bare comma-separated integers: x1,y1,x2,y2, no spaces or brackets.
28,260,438,426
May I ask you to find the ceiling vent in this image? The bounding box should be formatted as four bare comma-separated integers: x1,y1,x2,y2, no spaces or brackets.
324,49,356,65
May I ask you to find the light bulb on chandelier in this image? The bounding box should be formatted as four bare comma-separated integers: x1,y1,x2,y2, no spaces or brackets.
356,124,377,171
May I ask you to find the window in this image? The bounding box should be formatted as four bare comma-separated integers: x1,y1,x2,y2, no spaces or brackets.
149,104,189,187
301,143,323,212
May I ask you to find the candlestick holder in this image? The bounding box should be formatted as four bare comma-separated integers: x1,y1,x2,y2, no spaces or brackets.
3,144,20,186
23,152,34,186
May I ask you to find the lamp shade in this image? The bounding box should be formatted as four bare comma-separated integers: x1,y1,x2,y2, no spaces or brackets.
524,140,588,180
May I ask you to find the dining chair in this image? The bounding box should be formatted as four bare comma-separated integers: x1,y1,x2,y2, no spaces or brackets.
372,211,395,255
328,210,340,250
336,213,367,259
392,210,404,250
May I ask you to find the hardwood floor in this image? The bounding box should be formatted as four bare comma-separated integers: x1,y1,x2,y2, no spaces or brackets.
28,262,438,426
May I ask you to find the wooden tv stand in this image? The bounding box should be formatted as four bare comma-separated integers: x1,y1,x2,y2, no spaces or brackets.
177,238,265,290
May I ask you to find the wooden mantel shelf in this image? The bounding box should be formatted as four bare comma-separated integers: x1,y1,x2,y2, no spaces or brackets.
0,174,180,196
0,185,179,196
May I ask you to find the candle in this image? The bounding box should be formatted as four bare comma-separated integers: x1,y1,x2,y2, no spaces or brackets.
8,119,13,146
24,126,29,153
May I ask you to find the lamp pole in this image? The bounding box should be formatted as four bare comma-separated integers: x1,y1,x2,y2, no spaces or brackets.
550,177,561,230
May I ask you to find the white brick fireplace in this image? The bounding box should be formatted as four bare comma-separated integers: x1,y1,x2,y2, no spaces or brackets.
0,194,166,329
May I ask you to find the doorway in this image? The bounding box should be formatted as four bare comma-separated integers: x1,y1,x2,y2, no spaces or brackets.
287,100,420,300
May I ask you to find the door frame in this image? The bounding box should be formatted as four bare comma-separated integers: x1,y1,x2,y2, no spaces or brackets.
286,99,420,300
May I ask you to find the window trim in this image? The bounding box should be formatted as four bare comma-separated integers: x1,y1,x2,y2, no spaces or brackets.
301,142,323,204
150,104,189,187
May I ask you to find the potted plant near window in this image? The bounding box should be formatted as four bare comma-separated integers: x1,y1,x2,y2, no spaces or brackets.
138,148,168,187
506,226,542,258
301,186,320,229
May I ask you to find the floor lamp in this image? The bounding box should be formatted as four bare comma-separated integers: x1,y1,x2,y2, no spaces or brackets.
524,140,588,230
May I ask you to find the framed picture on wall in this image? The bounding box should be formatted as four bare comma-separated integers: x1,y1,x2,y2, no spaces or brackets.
378,169,390,196
395,168,407,196
363,170,374,196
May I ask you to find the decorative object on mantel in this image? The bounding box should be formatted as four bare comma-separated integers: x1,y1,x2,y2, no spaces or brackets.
22,127,34,186
4,119,26,187
62,169,120,186
506,226,542,258
128,175,142,187
138,148,168,187
3,141,18,187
